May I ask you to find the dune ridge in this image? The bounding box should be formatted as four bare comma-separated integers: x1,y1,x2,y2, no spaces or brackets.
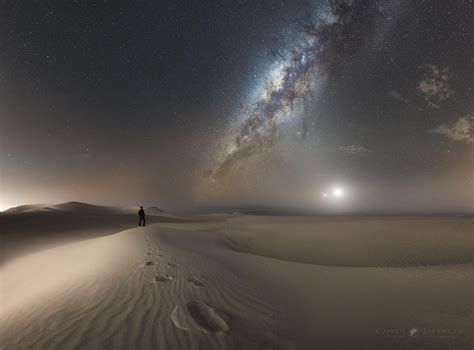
2,201,167,215
1,211,472,349
0,202,183,265
1,226,287,349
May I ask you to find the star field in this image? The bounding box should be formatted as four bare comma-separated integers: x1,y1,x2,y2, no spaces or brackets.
0,0,472,213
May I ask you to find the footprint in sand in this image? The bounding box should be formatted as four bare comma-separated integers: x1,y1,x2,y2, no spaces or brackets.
167,263,176,268
171,301,230,334
139,261,154,267
153,274,174,283
188,301,230,333
187,277,205,287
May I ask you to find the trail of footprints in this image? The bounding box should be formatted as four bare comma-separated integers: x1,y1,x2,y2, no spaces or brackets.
140,235,230,335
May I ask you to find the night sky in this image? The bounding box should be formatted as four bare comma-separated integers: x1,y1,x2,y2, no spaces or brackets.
1,0,473,213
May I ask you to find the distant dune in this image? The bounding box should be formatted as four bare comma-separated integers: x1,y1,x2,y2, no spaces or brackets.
0,206,472,349
146,206,166,215
0,202,181,264
221,215,474,267
4,203,53,213
2,201,168,216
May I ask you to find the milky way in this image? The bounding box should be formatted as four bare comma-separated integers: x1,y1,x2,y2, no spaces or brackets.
210,2,349,182
211,47,317,180
1,0,472,213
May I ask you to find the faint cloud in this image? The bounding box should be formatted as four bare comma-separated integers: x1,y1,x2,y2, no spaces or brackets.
430,115,474,144
389,90,409,104
418,64,454,109
339,144,370,156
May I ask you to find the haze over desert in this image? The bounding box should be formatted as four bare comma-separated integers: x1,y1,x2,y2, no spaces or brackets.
1,1,473,349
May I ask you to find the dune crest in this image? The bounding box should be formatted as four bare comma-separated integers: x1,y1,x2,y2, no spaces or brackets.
1,212,472,349
2,201,167,215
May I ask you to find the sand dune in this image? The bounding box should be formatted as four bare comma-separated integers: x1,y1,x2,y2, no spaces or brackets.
2,202,167,216
4,203,53,213
0,202,183,264
1,210,472,349
219,215,474,267
1,226,285,349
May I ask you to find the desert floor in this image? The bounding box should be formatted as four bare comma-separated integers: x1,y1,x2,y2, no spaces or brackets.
1,204,472,349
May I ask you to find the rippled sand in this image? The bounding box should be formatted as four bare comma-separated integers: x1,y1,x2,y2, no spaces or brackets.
1,206,472,349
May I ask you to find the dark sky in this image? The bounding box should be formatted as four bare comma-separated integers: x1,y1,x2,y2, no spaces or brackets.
1,0,473,213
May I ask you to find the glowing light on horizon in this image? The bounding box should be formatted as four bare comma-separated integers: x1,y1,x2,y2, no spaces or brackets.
321,185,347,201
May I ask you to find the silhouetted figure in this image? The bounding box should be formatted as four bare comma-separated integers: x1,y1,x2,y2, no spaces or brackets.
138,206,146,226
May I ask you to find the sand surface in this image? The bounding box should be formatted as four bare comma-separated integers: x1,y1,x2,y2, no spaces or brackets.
0,202,184,264
1,206,472,349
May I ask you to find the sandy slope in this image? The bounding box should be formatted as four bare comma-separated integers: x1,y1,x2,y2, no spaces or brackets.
1,213,473,349
219,215,474,267
1,226,285,349
0,202,183,264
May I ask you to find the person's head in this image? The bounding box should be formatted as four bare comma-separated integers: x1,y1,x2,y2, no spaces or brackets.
140,206,143,209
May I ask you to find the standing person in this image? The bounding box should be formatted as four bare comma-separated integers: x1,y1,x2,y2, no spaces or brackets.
138,206,146,226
